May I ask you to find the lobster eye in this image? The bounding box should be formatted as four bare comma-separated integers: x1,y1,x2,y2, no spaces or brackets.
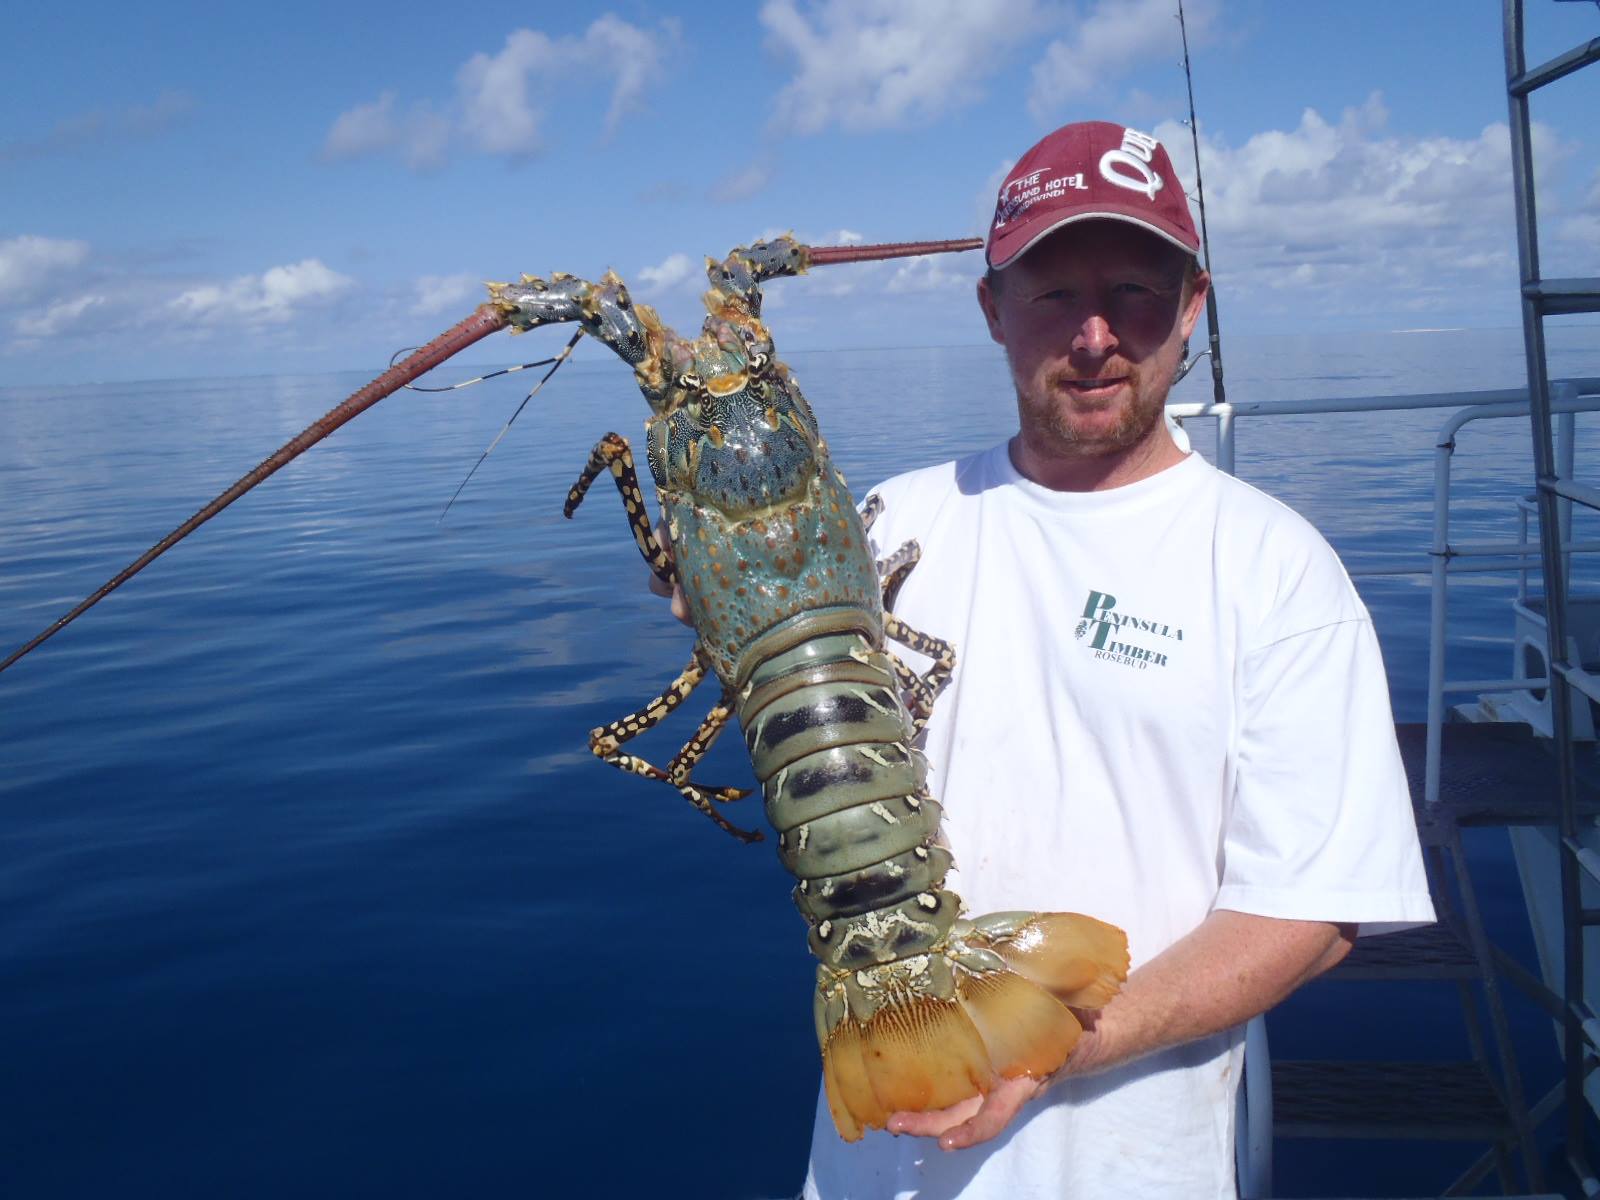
616,293,631,309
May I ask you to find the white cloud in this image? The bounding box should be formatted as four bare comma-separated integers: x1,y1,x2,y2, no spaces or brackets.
1557,168,1600,248
0,90,195,163
411,272,480,316
583,14,674,136
0,235,91,305
324,92,399,158
327,16,675,171
457,30,553,158
457,18,671,155
885,253,980,294
713,163,772,203
1150,96,1583,316
321,92,450,171
637,253,700,292
975,158,1017,239
761,0,1042,134
170,259,354,325
14,294,105,338
1028,0,1215,120
1,243,377,353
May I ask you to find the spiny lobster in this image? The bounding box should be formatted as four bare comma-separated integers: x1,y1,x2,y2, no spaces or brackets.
1,235,1128,1141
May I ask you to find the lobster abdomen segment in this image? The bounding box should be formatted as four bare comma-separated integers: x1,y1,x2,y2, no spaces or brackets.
738,619,955,955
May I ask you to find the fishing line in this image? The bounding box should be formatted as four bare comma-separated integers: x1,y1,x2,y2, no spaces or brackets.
1176,0,1227,407
435,328,585,523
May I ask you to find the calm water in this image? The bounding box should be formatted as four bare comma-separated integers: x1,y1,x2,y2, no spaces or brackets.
4,325,1600,1198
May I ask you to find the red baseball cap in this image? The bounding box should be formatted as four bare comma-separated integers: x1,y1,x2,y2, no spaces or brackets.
987,121,1200,269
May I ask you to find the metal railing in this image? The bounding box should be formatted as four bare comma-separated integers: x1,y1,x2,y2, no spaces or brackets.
1170,377,1600,1200
1174,379,1600,810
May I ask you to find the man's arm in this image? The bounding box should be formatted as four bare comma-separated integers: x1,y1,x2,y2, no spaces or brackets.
888,909,1356,1151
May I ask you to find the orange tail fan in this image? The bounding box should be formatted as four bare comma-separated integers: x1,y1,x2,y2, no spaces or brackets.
818,911,1129,1141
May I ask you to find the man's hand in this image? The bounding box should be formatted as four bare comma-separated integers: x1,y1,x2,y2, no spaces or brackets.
647,518,693,626
885,912,1351,1152
887,1074,1045,1151
886,1013,1109,1150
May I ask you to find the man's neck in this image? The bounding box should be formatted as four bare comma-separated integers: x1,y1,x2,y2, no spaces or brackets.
1008,428,1188,492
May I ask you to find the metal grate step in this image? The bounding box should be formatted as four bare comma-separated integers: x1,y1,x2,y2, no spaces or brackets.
1396,722,1600,831
1272,1060,1513,1140
1322,921,1478,982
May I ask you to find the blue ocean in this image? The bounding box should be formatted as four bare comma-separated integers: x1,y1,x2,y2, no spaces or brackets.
4,323,1600,1197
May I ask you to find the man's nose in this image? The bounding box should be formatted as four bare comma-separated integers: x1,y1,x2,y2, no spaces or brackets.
1072,313,1117,356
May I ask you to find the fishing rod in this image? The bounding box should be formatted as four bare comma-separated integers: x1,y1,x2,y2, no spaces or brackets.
1176,0,1227,407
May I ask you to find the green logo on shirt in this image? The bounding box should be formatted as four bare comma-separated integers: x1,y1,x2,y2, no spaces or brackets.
1077,589,1183,669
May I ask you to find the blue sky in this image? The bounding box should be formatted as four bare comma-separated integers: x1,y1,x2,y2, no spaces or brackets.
3,0,1598,385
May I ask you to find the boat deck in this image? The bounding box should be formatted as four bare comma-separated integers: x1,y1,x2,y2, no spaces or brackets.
1395,722,1600,835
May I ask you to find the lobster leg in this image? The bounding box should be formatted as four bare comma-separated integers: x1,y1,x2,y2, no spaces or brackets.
565,432,676,587
884,613,956,735
859,492,884,534
589,649,762,844
870,537,948,727
876,537,921,612
886,652,936,725
664,688,741,789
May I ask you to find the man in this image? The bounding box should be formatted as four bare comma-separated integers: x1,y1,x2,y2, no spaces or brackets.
797,121,1435,1198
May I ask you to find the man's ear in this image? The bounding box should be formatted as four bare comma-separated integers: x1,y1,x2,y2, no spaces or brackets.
976,274,1006,347
1180,270,1210,341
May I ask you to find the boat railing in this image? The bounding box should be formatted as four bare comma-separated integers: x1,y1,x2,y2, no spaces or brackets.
1172,377,1600,1197
1169,375,1600,810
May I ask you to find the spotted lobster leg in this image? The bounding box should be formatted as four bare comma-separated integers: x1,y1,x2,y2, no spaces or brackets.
565,434,760,843
871,536,955,735
565,432,675,586
587,649,761,844
884,612,956,736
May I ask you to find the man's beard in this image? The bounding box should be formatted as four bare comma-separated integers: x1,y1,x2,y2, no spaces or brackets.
1013,361,1168,457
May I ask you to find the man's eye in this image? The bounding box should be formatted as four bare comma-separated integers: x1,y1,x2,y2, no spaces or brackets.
1114,282,1157,296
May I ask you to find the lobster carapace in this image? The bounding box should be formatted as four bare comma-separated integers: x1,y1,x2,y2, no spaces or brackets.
0,234,1128,1142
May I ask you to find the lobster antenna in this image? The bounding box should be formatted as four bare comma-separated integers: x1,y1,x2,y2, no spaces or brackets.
438,328,584,523
388,348,567,392
1177,0,1227,407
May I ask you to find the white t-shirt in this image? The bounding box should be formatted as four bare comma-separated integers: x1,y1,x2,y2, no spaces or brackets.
802,443,1435,1200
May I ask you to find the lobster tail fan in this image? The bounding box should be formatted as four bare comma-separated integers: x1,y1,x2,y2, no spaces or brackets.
821,1021,879,1142
985,912,1131,1009
821,996,994,1142
858,997,994,1116
816,912,1129,1141
954,970,1085,1079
